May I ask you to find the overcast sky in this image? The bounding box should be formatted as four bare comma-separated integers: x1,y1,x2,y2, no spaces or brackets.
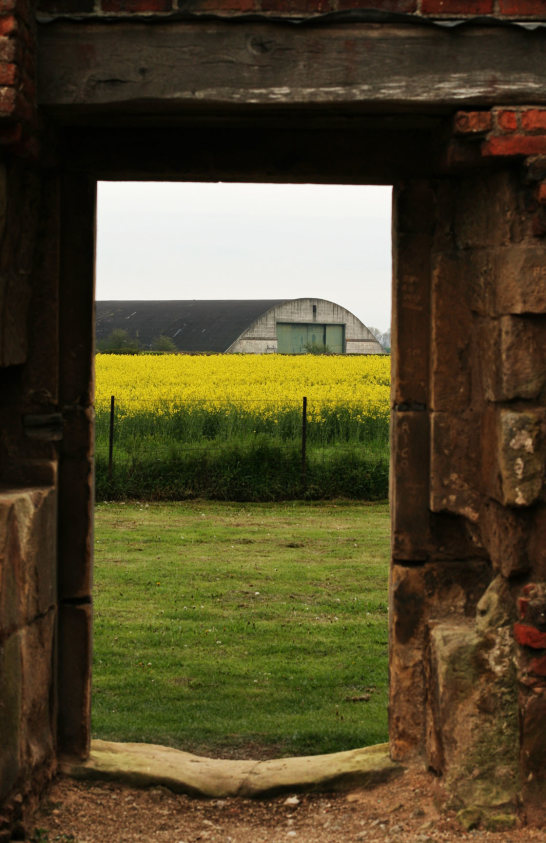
96,182,392,334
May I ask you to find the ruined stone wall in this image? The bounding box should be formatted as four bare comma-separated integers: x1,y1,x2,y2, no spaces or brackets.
0,1,63,829
0,156,62,835
390,155,546,826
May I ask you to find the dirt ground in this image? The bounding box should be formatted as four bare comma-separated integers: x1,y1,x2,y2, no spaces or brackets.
29,769,546,843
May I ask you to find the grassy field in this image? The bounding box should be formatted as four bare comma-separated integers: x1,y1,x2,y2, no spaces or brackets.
92,500,390,759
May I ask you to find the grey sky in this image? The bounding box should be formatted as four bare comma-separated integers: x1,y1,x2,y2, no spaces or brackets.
96,182,392,334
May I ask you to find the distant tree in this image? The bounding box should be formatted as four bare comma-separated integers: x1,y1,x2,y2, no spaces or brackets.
152,334,178,353
97,329,139,354
303,341,332,355
368,326,391,353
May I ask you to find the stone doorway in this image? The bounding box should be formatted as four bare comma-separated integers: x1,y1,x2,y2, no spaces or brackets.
2,67,545,826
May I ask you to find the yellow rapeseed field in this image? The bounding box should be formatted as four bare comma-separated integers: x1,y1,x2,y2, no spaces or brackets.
95,354,390,422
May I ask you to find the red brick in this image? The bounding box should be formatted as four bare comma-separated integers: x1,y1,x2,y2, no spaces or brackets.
101,0,171,9
0,36,16,62
187,0,256,9
514,622,546,649
537,182,546,204
337,0,416,9
530,653,546,677
0,15,16,36
454,110,492,135
518,597,530,620
0,84,15,114
496,110,518,133
421,0,492,12
0,62,17,86
521,109,546,133
262,0,329,11
499,0,546,14
482,135,546,157
37,0,94,11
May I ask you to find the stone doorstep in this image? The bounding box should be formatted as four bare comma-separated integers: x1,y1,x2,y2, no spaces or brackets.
59,740,403,799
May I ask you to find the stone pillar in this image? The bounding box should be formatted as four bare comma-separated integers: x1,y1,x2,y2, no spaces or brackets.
56,172,96,759
390,165,546,826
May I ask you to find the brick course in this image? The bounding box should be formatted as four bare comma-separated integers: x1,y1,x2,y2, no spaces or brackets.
31,0,546,18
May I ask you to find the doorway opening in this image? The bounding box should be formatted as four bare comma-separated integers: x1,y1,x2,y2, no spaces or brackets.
91,181,393,759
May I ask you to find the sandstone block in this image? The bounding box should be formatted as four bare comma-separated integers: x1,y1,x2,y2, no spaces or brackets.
391,182,434,407
494,245,546,314
426,617,519,819
478,499,530,578
57,602,92,759
460,246,546,317
389,559,491,762
58,454,93,600
430,412,482,522
430,252,473,412
529,505,546,578
391,410,430,561
450,172,522,250
520,688,546,825
496,409,544,507
481,315,546,402
20,612,55,771
0,486,57,634
0,632,21,801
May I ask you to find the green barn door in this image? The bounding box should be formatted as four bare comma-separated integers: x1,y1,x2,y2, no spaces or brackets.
325,324,345,353
277,323,345,353
277,323,309,353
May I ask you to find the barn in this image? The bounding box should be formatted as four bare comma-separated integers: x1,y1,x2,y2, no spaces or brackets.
95,298,386,354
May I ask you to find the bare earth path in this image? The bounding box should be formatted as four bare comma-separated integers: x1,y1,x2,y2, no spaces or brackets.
31,770,546,843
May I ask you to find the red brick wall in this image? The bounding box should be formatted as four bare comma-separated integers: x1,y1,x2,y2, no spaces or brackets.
0,0,36,152
34,0,546,20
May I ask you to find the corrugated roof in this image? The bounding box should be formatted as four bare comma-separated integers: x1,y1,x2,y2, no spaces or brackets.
95,300,287,352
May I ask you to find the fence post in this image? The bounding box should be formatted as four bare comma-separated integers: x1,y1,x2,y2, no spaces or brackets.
301,396,307,488
108,395,115,480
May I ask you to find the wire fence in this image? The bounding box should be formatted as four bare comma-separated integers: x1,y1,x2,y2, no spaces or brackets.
94,395,389,501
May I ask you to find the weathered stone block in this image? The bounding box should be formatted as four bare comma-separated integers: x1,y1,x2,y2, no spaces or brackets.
391,181,434,407
391,410,430,561
426,579,519,821
429,511,488,563
450,172,523,250
496,409,545,508
20,611,55,771
520,688,546,825
467,246,546,317
430,411,482,523
0,165,42,368
0,486,57,634
529,505,546,578
58,454,93,600
479,499,531,578
495,245,546,315
481,315,546,402
57,602,92,759
430,252,473,412
0,631,21,801
389,559,491,762
21,174,60,407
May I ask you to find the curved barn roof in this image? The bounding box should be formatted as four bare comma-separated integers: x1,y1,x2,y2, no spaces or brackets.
95,300,286,353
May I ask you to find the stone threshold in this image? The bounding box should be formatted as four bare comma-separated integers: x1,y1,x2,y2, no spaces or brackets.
60,739,403,798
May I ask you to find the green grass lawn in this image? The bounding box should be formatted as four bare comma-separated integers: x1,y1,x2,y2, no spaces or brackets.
92,500,390,759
